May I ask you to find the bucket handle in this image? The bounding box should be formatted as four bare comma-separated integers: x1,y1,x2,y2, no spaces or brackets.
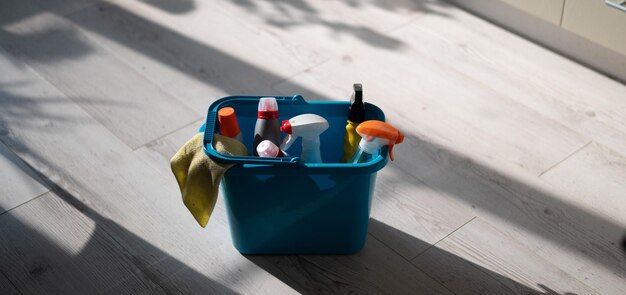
202,95,305,166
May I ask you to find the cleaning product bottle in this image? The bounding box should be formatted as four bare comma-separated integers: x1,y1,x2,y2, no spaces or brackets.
218,107,243,143
340,84,365,162
256,139,288,158
253,97,281,156
280,114,329,163
350,120,404,164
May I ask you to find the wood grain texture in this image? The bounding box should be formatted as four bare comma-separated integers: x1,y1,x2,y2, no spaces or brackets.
0,140,48,214
369,165,475,260
389,10,626,160
0,271,20,295
0,192,164,294
389,133,626,294
541,142,626,230
413,218,600,294
0,46,291,294
213,0,439,55
273,43,589,176
273,7,626,292
446,0,626,85
248,233,454,295
1,0,626,293
0,1,201,149
66,0,328,113
411,244,515,295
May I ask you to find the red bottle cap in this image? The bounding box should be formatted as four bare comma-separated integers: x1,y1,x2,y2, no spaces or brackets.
280,120,292,134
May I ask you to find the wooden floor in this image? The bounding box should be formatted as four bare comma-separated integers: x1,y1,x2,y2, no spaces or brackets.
1,0,625,294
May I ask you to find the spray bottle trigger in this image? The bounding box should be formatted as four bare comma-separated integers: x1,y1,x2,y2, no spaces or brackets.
388,144,395,161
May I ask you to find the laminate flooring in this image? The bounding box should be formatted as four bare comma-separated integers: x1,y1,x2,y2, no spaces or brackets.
1,0,625,294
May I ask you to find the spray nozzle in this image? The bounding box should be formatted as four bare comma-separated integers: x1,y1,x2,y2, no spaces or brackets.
355,120,404,161
279,114,329,163
279,120,295,150
280,119,292,134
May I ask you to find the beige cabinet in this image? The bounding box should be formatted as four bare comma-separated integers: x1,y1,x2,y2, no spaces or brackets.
448,0,626,83
494,0,626,56
561,0,626,56
499,0,565,25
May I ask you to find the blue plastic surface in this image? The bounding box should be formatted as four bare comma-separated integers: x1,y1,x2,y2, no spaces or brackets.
204,95,387,254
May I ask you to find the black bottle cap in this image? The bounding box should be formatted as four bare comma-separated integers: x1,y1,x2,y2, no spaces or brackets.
348,83,365,123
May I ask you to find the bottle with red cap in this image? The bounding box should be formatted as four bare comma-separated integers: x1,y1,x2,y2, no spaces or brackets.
218,107,243,143
253,97,281,156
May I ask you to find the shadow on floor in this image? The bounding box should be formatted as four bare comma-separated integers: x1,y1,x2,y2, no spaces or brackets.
0,152,237,294
221,0,452,50
384,133,626,275
0,0,624,292
246,218,576,294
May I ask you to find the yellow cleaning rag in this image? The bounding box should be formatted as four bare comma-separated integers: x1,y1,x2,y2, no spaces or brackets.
171,133,249,227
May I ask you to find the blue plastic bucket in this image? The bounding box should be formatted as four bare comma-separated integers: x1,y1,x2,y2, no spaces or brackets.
203,95,387,254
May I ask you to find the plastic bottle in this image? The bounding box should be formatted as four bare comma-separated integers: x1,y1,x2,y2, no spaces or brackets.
256,140,288,158
340,84,365,162
253,97,281,156
218,107,243,143
350,120,404,164
280,114,329,163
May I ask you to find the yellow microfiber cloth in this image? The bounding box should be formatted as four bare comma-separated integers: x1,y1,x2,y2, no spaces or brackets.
171,133,249,227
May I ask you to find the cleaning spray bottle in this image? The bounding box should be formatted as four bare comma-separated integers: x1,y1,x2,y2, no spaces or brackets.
218,107,243,143
253,97,281,156
350,120,404,164
340,84,365,162
280,114,329,163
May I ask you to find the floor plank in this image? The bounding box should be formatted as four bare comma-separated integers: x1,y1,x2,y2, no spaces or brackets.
0,0,96,25
247,233,453,295
0,140,48,214
273,40,589,176
0,192,164,294
1,0,625,293
65,0,328,113
0,271,20,295
541,142,626,236
213,0,444,55
389,135,626,294
0,0,201,149
370,218,515,295
369,165,475,260
413,218,599,294
392,10,626,159
0,46,292,294
273,27,623,293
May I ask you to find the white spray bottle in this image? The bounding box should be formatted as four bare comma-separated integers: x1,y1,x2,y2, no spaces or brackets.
280,114,329,163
